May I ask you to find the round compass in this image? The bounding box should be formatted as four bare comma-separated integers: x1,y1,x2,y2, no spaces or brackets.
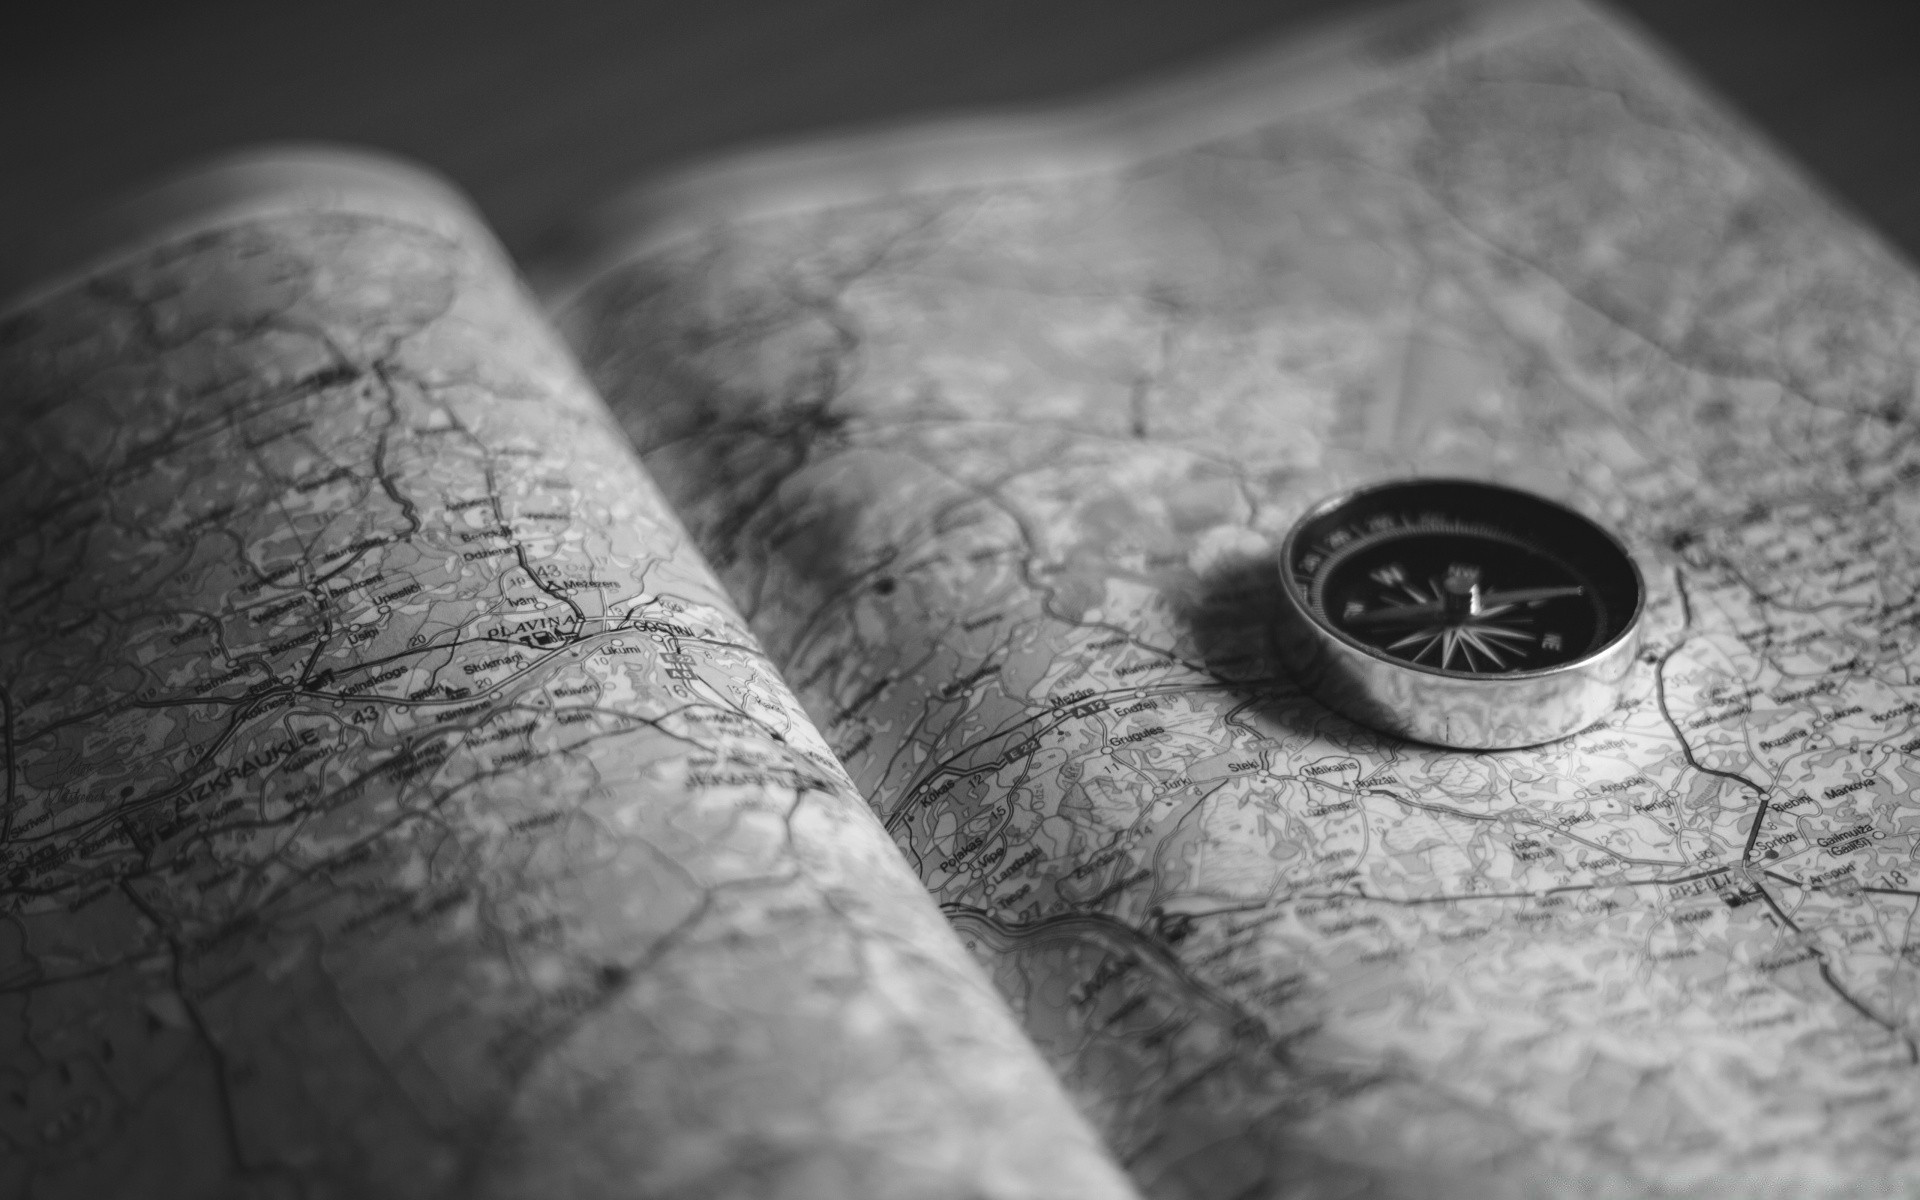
1275,479,1644,749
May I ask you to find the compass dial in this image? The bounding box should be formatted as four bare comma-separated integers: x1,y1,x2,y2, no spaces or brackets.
1311,526,1605,674
1276,479,1644,748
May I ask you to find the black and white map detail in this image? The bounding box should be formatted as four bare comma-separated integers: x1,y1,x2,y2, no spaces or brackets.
0,186,1134,1199
568,2,1920,1194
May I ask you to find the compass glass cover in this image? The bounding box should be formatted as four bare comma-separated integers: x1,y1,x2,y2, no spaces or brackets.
1284,481,1640,678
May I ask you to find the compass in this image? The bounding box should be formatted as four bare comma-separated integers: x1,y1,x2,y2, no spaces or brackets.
1275,478,1644,749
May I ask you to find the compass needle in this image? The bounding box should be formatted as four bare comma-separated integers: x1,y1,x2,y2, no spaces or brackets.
1481,584,1587,606
1345,601,1445,628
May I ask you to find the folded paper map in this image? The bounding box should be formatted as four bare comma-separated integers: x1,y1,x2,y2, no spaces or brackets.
6,1,1919,1194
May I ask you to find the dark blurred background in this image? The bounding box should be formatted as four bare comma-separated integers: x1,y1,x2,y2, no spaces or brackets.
4,1,1918,275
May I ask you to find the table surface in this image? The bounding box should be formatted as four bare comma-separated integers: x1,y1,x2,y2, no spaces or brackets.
5,1,1917,279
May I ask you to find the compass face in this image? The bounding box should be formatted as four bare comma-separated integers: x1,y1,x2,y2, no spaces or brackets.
1313,527,1605,673
1284,481,1640,680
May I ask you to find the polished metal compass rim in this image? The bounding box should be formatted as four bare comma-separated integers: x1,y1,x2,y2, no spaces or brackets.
1275,477,1646,750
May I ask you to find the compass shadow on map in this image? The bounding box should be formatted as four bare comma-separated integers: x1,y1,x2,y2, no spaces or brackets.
1175,550,1366,744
